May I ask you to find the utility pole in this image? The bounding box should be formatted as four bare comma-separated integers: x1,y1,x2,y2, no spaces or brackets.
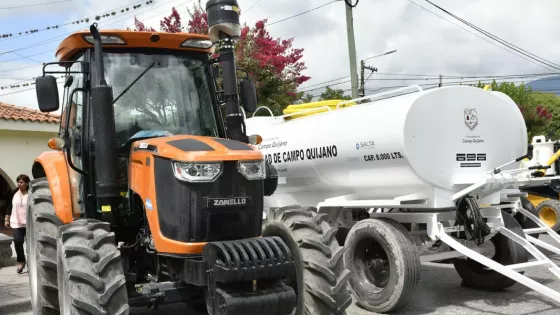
358,50,397,97
345,2,359,99
359,61,377,97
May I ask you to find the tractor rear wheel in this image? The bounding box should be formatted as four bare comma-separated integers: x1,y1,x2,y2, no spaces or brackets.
26,178,62,315
263,205,352,315
56,219,129,315
343,218,420,314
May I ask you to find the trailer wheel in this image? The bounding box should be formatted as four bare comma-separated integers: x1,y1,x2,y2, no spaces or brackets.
263,205,352,315
26,178,62,315
513,196,541,231
452,210,529,291
344,218,420,313
536,199,560,232
56,219,130,315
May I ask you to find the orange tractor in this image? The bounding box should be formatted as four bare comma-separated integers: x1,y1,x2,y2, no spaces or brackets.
25,0,350,314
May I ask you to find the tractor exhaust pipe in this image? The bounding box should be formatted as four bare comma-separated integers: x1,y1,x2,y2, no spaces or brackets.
206,0,248,143
89,23,120,212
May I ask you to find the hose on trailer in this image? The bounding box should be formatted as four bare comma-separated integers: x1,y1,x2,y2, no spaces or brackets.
455,196,491,246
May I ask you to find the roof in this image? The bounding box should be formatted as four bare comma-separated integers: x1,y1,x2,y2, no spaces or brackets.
56,29,212,62
0,102,60,124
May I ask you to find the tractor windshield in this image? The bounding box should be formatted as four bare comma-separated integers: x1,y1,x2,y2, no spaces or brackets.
91,50,220,147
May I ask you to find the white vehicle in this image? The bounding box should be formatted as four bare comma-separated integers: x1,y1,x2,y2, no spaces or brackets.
245,85,560,313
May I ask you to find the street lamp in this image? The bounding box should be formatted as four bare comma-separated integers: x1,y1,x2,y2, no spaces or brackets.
364,49,397,61
359,49,397,97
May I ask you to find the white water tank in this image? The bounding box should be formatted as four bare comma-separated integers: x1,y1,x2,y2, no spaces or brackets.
245,86,528,209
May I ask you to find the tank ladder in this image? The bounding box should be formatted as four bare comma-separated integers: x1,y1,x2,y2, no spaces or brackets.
433,204,560,304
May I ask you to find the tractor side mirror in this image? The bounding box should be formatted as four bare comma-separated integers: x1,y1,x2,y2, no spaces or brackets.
36,75,60,113
240,79,257,113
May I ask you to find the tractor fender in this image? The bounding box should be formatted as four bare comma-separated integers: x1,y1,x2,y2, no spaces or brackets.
32,151,73,224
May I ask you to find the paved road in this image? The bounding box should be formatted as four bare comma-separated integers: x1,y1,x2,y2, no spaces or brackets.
8,236,560,315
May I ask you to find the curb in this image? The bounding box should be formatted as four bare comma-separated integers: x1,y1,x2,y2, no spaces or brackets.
0,297,32,313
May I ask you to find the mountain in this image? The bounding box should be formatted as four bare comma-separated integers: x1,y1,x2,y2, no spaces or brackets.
526,75,560,96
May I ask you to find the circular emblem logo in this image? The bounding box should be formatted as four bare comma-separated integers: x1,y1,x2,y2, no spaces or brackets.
356,143,360,150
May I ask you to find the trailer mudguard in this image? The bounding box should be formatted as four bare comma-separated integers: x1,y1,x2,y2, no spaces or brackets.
32,151,73,223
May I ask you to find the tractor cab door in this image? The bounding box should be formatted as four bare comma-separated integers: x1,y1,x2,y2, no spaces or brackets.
60,55,87,217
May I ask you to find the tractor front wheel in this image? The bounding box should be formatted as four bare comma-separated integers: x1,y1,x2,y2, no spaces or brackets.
26,178,62,315
56,219,130,315
263,205,352,315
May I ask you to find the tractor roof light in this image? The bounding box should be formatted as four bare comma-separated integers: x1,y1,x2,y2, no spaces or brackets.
83,34,126,45
172,161,223,183
180,38,214,49
206,0,242,43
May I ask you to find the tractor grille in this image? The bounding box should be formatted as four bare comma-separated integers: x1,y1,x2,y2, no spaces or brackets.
153,156,264,243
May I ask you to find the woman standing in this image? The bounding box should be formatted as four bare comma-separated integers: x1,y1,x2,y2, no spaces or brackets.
4,174,30,274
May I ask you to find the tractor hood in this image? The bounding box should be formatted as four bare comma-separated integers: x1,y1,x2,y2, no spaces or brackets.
129,134,263,162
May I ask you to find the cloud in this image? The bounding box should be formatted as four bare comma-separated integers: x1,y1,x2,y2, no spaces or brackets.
2,0,560,109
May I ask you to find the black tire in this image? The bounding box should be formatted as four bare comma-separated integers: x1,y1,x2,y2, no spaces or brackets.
536,199,560,232
263,205,352,315
26,178,62,315
56,219,130,315
452,210,529,291
344,218,420,313
514,197,541,231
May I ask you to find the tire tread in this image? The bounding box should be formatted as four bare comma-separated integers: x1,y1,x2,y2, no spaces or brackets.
58,219,129,315
26,177,62,315
266,205,352,315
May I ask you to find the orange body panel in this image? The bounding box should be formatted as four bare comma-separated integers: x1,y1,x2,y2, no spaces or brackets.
34,151,74,224
129,135,263,254
55,30,213,62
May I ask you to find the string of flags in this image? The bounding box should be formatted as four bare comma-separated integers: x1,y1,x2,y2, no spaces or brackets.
0,75,65,91
0,0,155,39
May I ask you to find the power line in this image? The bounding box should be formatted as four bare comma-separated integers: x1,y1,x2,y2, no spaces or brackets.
0,0,164,56
0,0,185,74
0,0,324,73
243,0,263,14
297,71,560,93
419,0,560,71
1,0,155,41
0,0,197,84
267,0,341,26
0,0,71,10
406,0,560,73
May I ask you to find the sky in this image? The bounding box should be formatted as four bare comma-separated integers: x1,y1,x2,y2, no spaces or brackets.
1,0,560,111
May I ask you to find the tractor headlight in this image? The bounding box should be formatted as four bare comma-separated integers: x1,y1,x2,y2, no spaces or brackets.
172,161,223,183
237,160,266,180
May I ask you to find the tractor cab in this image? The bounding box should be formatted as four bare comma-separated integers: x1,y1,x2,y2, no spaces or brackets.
34,28,258,224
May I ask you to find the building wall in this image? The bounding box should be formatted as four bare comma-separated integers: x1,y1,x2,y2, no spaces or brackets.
0,129,58,187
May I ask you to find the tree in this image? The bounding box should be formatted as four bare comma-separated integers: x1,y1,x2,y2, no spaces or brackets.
475,80,552,139
318,86,351,101
531,92,560,140
133,1,311,115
